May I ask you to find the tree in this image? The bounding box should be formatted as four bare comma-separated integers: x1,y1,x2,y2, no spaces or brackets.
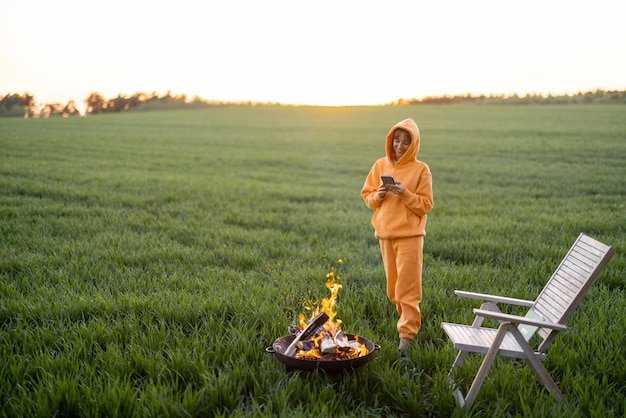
107,95,129,112
0,92,36,117
85,92,106,114
62,100,80,117
41,103,65,117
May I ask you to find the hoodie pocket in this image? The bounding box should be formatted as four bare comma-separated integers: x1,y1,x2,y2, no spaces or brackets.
372,206,410,238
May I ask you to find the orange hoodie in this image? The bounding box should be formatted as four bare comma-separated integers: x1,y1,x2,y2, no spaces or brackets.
361,118,433,239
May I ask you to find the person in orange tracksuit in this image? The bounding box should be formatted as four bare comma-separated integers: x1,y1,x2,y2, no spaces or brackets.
361,118,433,357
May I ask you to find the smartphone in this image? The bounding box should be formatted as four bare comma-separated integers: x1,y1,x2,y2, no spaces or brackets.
381,175,395,185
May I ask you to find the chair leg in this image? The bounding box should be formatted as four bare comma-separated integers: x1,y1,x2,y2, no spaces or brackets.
447,302,503,409
509,327,565,401
462,323,511,410
474,302,500,326
447,350,469,408
450,350,468,371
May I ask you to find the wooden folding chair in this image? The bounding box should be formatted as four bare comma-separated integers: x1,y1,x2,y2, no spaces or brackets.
441,233,615,410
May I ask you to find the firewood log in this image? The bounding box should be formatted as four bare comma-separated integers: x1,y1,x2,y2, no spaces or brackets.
335,332,351,352
284,312,329,357
296,340,315,351
320,335,337,354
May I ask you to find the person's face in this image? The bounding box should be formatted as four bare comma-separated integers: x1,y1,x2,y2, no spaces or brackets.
392,129,411,159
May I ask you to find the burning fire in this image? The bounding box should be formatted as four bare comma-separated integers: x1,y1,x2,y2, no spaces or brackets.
294,268,369,359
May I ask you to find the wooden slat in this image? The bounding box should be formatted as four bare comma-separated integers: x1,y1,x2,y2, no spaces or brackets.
441,323,546,360
578,234,612,256
561,259,590,281
572,247,601,266
563,256,593,278
531,234,613,343
533,236,609,324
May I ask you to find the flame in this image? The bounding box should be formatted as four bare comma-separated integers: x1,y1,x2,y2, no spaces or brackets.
294,268,368,359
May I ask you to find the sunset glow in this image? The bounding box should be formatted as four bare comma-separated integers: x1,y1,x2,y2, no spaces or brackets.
1,0,625,110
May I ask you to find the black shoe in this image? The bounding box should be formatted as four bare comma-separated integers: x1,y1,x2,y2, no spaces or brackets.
399,350,409,368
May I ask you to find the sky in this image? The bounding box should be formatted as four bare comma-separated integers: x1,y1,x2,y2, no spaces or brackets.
1,0,625,110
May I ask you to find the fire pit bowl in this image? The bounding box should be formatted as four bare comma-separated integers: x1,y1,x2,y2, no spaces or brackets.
266,333,379,373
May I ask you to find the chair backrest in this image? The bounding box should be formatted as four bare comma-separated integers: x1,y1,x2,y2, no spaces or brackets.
518,233,615,352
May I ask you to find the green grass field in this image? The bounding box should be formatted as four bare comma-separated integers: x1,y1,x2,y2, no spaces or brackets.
1,104,625,417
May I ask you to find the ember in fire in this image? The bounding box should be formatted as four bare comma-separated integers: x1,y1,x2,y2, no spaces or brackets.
293,268,369,359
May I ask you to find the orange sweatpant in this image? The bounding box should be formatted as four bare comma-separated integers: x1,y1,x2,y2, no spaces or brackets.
379,236,423,340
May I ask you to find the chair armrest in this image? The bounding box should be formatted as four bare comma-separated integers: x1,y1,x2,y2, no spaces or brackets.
473,309,567,331
455,290,534,307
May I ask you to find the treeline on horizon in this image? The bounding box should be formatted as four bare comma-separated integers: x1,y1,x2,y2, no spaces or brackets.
1,88,625,118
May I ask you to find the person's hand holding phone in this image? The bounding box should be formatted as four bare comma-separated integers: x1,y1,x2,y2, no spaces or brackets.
385,182,405,195
379,175,393,198
377,183,388,198
380,175,405,197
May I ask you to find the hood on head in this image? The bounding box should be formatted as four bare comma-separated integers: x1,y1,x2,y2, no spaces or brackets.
386,118,420,163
